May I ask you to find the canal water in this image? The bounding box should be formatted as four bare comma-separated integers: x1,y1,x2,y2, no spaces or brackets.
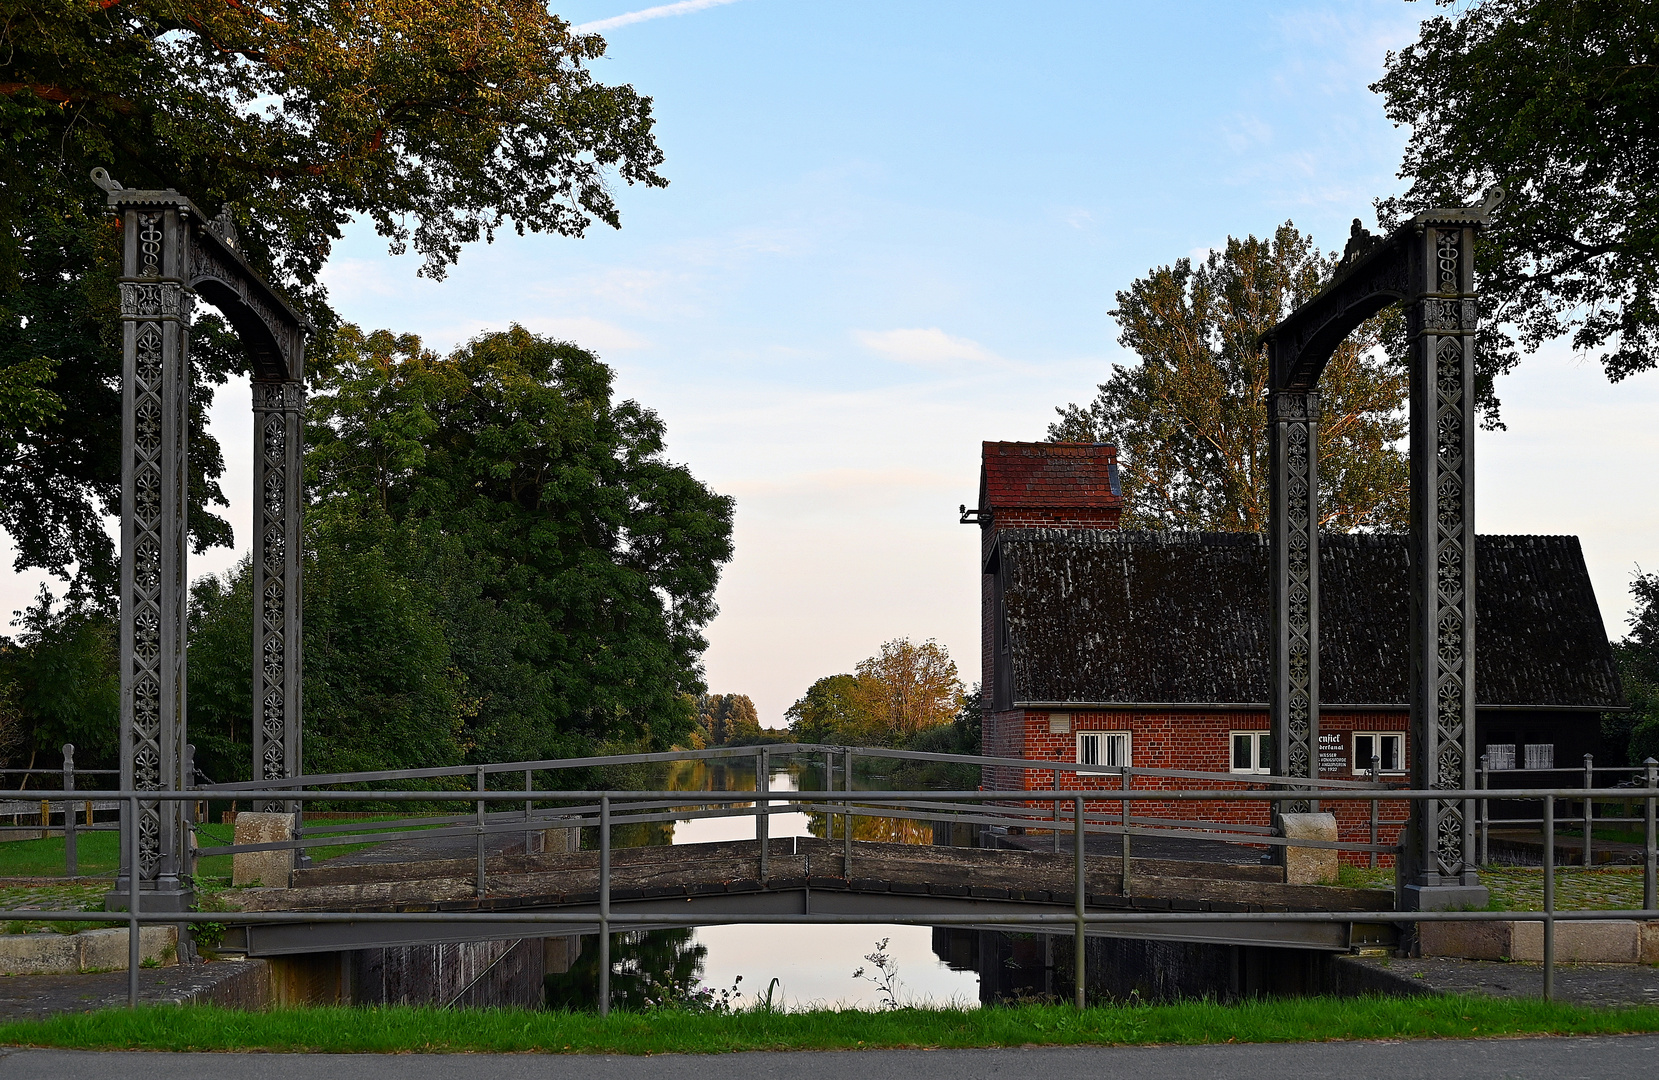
581,756,980,1010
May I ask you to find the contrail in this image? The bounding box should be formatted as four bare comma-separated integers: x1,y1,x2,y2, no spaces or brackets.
576,0,746,34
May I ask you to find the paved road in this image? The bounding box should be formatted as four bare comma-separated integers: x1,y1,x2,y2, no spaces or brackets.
3,1035,1656,1080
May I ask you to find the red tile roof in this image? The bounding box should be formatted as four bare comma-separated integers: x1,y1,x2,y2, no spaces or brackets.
981,442,1121,509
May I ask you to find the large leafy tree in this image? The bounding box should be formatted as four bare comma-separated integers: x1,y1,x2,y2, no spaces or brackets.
0,1,666,594
187,506,470,783
303,325,734,761
1374,0,1659,413
1050,225,1408,532
0,587,120,768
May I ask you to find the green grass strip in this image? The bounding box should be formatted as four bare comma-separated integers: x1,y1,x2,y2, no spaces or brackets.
3,996,1658,1054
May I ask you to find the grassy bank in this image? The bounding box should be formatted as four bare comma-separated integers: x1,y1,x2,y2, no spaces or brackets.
0,817,412,883
2,996,1658,1054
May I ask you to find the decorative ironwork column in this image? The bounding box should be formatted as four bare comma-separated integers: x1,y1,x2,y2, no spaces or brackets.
1402,221,1487,909
94,169,311,907
108,181,195,907
1269,390,1319,813
252,380,304,809
1260,187,1500,910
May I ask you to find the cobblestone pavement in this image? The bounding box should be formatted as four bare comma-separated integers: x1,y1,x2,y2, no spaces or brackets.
1348,955,1659,1007
1337,865,1650,911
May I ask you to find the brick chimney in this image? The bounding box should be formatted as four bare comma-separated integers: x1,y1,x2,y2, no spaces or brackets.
970,441,1123,533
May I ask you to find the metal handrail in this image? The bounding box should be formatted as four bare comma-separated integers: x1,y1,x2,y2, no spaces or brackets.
8,777,1658,1015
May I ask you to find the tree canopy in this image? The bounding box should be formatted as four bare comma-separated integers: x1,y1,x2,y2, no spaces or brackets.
1050,224,1408,532
692,694,763,748
1374,0,1659,414
183,325,734,776
786,638,963,748
0,1,665,594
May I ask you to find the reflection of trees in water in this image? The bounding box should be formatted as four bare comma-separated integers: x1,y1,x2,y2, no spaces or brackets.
805,812,933,844
666,759,760,792
545,929,707,1012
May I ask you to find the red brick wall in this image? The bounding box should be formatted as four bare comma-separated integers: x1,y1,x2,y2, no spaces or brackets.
992,507,1123,530
991,708,1410,867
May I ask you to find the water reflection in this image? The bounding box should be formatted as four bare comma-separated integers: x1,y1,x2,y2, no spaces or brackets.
546,929,707,1011
657,757,935,847
550,754,977,1010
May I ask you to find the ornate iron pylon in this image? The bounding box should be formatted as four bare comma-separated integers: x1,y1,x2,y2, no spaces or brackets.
1261,188,1501,910
94,170,309,906
1268,388,1319,815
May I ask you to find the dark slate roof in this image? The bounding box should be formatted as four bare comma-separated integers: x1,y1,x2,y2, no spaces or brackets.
998,530,1623,709
981,442,1122,509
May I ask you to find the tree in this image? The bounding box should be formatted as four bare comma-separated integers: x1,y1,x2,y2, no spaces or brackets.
187,506,470,783
305,325,734,762
1050,225,1408,532
1373,1,1659,415
695,693,762,747
0,1,667,595
853,638,962,744
1604,572,1659,767
786,640,963,748
0,587,120,768
785,674,863,745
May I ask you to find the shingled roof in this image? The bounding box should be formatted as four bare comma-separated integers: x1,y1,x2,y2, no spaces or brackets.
997,530,1623,709
980,442,1121,510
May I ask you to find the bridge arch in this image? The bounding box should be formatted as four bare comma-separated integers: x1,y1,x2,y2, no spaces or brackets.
92,167,310,904
1259,187,1502,910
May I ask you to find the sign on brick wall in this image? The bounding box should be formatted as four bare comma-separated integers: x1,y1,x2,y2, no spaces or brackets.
1318,732,1347,775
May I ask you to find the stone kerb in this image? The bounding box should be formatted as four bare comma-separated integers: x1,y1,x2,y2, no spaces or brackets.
1420,919,1659,963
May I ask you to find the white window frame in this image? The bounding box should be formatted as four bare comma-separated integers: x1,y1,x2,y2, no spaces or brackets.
1352,732,1405,775
1229,731,1271,774
1076,731,1130,773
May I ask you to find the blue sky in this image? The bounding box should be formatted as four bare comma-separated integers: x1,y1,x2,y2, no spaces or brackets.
10,0,1654,727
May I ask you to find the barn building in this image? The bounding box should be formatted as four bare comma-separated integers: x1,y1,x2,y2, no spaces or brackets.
970,441,1624,863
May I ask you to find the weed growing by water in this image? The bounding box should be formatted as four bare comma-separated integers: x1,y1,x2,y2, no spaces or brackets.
853,937,903,1009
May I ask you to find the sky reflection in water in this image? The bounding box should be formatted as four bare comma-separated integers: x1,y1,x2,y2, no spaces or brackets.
659,760,978,1009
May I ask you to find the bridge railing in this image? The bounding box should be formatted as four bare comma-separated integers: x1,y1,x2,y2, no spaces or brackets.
6,776,1657,1012
188,741,1404,873
1474,755,1659,868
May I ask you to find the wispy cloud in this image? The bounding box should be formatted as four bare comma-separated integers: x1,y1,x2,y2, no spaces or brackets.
577,0,745,33
853,328,1002,368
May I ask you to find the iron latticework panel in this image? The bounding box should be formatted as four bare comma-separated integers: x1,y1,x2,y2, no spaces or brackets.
251,380,304,808
117,206,193,891
1269,390,1319,814
1407,225,1479,887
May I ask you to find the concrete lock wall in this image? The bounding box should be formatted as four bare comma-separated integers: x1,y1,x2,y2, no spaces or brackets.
266,937,550,1008
973,931,1431,1005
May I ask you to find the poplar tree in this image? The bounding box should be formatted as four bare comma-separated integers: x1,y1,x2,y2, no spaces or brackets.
1050,224,1408,532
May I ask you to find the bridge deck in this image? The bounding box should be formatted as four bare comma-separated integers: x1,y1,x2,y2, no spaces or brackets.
216,838,1396,956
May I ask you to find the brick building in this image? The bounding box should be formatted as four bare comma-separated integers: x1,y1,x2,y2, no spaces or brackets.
971,441,1624,863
